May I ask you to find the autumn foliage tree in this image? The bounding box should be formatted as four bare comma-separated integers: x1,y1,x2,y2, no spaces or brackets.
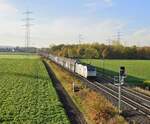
47,43,150,59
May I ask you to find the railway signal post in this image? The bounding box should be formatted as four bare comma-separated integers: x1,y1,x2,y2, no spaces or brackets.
118,66,126,114
118,78,122,114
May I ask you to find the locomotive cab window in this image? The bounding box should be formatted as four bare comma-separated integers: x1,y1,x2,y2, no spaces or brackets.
87,66,96,71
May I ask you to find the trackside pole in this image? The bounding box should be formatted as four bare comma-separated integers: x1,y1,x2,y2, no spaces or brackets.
73,81,75,93
73,76,76,93
118,76,122,114
118,66,126,114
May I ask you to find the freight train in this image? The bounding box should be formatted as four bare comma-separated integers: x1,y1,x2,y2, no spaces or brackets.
42,53,96,78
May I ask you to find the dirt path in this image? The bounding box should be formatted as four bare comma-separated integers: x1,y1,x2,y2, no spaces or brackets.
43,60,87,124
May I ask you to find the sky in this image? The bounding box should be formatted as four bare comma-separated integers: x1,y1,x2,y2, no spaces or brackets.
0,0,150,47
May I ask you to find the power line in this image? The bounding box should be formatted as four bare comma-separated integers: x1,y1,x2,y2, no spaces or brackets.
117,32,121,42
106,38,112,46
113,32,123,45
78,34,83,44
22,10,34,49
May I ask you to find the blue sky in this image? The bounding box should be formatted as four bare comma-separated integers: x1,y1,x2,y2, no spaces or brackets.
0,0,150,47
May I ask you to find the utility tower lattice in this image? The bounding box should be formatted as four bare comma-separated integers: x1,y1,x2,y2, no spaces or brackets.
78,34,83,44
106,38,111,46
23,10,33,48
113,32,123,45
117,32,121,42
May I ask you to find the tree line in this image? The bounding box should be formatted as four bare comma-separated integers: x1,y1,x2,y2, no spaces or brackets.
47,42,150,59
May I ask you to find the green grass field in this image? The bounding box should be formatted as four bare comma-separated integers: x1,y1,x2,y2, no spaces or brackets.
0,55,70,124
0,54,38,59
81,59,150,85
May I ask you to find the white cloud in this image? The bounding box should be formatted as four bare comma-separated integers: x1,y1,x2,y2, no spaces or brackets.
32,17,150,47
128,28,150,46
0,1,20,46
104,0,113,4
0,1,149,48
0,14,149,47
0,0,18,13
30,17,125,47
84,0,113,10
0,19,24,46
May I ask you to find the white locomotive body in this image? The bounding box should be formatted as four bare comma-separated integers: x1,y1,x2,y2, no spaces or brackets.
75,63,87,78
75,63,96,78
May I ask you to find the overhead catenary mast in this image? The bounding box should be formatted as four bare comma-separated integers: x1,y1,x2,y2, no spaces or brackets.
23,10,33,49
77,34,83,61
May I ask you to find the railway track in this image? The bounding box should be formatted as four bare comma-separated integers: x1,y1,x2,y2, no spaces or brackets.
97,76,150,105
96,75,150,116
95,79,150,117
76,74,150,120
